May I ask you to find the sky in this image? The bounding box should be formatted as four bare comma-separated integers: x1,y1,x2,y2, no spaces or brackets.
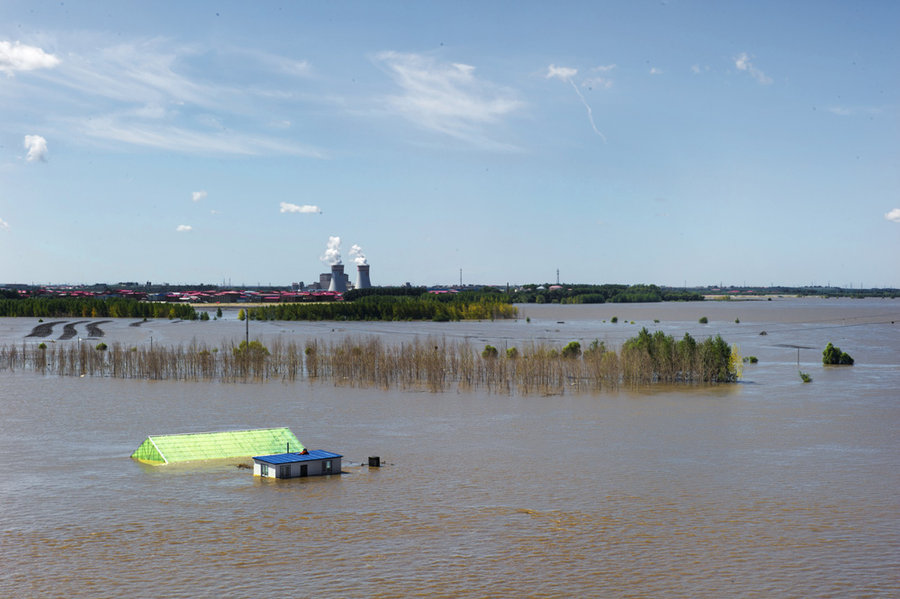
1,1,898,288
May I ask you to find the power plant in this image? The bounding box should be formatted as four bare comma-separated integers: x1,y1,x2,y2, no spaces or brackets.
356,264,371,289
327,264,348,293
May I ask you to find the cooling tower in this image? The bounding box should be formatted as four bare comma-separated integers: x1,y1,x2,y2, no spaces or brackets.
328,264,347,292
356,264,371,289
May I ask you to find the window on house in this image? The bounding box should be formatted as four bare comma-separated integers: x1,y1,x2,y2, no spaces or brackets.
260,463,269,477
323,460,332,474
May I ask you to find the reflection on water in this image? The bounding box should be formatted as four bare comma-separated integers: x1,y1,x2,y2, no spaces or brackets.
1,299,898,597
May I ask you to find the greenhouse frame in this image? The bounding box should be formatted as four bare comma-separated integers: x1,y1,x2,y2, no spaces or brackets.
131,427,304,465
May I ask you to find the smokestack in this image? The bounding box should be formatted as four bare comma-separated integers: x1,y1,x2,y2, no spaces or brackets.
356,264,371,289
328,264,347,292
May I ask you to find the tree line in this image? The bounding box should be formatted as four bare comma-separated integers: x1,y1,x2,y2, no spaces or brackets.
508,284,703,304
0,298,198,319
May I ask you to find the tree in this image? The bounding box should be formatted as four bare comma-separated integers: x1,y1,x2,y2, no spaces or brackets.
561,341,582,359
237,308,246,321
822,342,854,365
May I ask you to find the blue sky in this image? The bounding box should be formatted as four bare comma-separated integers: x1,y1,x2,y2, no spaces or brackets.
1,1,898,288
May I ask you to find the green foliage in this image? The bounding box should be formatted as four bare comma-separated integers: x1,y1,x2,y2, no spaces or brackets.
620,328,737,384
0,297,197,320
743,356,758,363
561,341,582,359
699,316,708,324
216,307,223,318
822,342,854,365
237,309,246,321
506,347,519,359
611,316,618,323
799,371,812,383
95,342,108,351
199,311,210,321
38,342,47,350
250,293,517,322
508,283,703,304
735,318,740,323
482,344,499,359
233,340,269,358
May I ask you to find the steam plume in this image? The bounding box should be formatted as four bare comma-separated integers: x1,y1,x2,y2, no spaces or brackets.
350,244,367,265
321,235,341,265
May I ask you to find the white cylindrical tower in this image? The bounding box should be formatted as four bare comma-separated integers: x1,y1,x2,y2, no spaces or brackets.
356,264,371,289
328,264,347,292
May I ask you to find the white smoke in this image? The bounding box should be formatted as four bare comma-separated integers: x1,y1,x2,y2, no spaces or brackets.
321,235,341,265
349,244,367,265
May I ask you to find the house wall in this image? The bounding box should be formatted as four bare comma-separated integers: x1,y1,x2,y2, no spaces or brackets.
253,458,341,478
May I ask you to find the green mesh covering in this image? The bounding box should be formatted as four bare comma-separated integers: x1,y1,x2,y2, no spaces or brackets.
131,427,303,464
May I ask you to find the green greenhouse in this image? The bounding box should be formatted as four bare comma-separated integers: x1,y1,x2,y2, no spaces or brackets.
131,427,303,465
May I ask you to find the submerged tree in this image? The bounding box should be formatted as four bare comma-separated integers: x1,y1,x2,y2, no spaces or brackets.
822,342,854,365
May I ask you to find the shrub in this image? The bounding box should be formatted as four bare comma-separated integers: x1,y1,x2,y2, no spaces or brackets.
95,342,108,351
699,316,708,324
482,345,499,359
561,341,582,359
822,342,854,365
38,342,47,350
611,316,618,323
233,340,269,357
506,347,519,359
799,371,812,383
743,356,758,364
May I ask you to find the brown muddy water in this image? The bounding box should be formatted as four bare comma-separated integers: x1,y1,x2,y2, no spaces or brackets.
1,298,898,597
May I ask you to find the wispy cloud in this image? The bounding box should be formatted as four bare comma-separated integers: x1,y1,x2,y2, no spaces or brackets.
649,67,663,75
192,190,207,202
16,36,326,157
0,217,9,230
545,64,607,142
280,202,321,214
0,41,59,75
734,52,772,85
374,51,522,150
176,224,192,232
24,135,48,162
885,208,900,223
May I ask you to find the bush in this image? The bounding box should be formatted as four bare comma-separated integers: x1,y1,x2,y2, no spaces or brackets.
799,371,812,383
561,341,582,359
743,356,758,364
611,316,618,323
699,316,708,324
95,342,108,351
506,347,519,359
482,345,499,359
822,342,854,365
233,340,269,357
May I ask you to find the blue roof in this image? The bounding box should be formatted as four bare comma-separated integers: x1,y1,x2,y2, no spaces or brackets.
252,449,342,464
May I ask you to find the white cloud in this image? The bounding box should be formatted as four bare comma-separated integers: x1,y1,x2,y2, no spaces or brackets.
375,51,522,149
734,52,772,85
24,135,48,162
0,217,9,230
546,64,578,81
0,41,60,75
593,64,616,73
582,77,613,90
23,37,326,157
280,202,321,214
192,190,207,202
649,67,663,75
885,208,900,223
176,224,192,232
546,64,606,142
691,64,701,74
78,116,325,157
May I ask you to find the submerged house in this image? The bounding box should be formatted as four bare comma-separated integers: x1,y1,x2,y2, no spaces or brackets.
253,450,342,479
131,427,303,465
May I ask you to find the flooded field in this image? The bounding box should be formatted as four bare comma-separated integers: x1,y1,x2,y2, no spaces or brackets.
1,298,898,597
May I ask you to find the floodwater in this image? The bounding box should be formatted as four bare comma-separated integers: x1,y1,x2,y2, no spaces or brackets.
1,298,898,597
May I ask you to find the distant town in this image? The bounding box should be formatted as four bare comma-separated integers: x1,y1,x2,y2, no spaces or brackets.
1,281,897,303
